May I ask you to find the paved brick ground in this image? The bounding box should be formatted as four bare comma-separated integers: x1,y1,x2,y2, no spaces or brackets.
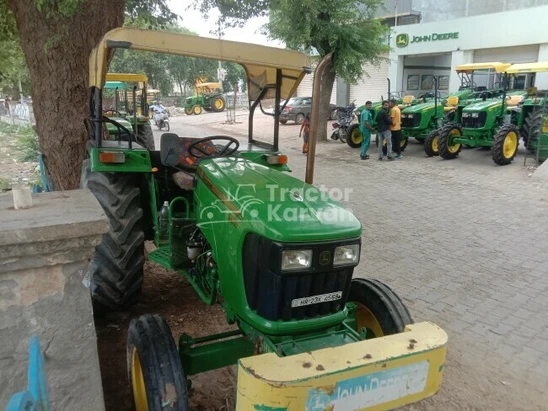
157,112,548,410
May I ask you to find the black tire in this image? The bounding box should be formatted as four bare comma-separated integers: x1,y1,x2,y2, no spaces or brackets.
279,119,288,125
184,107,193,115
438,122,462,160
136,124,155,151
80,159,145,314
379,133,406,155
424,129,440,157
492,124,520,166
338,128,347,143
295,113,305,124
192,105,202,115
348,278,413,338
211,95,226,112
522,108,546,153
346,124,363,148
127,314,189,411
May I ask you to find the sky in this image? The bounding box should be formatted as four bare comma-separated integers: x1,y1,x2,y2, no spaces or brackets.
167,0,285,48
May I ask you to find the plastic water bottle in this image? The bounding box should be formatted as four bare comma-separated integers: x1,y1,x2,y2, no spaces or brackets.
159,201,170,246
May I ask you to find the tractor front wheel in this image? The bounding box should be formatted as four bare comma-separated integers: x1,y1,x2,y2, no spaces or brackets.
211,95,226,112
346,124,363,148
127,314,190,411
192,105,202,115
438,123,462,160
136,124,155,151
424,129,440,157
348,278,413,338
184,107,193,115
80,159,145,314
492,124,519,165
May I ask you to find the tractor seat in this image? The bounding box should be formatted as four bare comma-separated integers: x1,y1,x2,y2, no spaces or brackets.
506,95,522,107
160,133,217,190
398,95,415,109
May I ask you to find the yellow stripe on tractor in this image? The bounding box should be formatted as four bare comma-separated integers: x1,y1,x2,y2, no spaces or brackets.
236,322,447,410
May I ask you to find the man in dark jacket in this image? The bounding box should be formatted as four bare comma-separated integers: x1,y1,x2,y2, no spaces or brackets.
376,100,393,160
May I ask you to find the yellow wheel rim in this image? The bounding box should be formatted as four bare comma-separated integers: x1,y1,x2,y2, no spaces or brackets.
215,99,224,109
503,131,518,158
355,303,384,338
447,128,462,153
432,136,439,152
131,347,149,411
400,139,406,148
193,106,201,115
351,129,363,144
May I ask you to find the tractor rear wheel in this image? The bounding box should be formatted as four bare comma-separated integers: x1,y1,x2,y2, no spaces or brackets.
346,124,363,148
127,314,190,411
192,105,202,115
211,95,226,112
348,278,413,338
438,123,462,160
522,108,547,153
184,107,193,115
80,159,145,314
492,124,519,165
136,124,155,151
424,129,440,157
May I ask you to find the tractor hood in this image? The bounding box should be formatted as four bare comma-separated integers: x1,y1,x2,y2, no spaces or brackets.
463,99,503,112
402,102,434,114
196,158,362,242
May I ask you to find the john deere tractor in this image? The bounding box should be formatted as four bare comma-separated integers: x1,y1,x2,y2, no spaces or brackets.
82,27,447,410
184,81,226,115
102,73,155,151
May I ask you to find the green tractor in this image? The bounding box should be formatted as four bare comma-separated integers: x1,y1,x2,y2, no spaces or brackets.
183,81,226,115
82,27,448,409
102,73,155,151
505,63,548,152
400,77,445,156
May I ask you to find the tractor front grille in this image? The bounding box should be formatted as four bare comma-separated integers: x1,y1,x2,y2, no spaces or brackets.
462,112,487,128
402,113,421,128
242,233,357,322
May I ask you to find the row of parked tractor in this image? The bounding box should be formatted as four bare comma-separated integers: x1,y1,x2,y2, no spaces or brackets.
341,62,548,165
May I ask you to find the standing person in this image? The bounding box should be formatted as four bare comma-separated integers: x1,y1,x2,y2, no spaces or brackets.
389,99,403,159
299,112,311,154
359,101,375,160
4,96,10,116
376,100,393,161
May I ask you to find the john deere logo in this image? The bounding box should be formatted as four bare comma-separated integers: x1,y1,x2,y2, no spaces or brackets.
396,33,409,48
319,251,331,265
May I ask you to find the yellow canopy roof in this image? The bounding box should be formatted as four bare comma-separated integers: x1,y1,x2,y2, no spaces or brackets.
456,62,512,73
196,82,222,89
90,28,311,101
505,62,548,74
105,73,148,83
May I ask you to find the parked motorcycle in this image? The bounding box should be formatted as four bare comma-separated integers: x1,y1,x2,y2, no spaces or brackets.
154,111,170,131
330,101,356,143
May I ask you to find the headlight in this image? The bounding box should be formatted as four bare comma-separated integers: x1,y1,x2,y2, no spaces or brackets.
333,244,360,267
281,250,312,271
462,112,470,117
472,113,479,118
407,114,414,118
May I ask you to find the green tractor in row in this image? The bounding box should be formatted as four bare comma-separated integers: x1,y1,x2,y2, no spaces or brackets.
437,62,547,165
183,81,226,115
82,27,448,410
102,73,155,151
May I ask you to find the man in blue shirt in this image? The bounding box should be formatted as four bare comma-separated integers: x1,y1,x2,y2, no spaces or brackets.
360,101,375,160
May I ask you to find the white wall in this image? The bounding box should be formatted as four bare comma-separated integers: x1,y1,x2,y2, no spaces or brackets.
537,44,548,90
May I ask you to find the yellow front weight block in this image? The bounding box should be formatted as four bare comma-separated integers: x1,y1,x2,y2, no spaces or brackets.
236,322,447,410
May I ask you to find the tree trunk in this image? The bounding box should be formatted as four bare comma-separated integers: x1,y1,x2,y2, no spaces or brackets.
8,0,124,190
316,60,336,142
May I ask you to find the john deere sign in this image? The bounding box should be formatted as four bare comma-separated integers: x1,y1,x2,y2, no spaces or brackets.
397,32,459,48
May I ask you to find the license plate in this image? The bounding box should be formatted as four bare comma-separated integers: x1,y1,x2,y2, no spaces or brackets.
291,291,343,308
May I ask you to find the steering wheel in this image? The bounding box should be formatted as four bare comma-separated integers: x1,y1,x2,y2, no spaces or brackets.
188,136,240,159
103,109,124,117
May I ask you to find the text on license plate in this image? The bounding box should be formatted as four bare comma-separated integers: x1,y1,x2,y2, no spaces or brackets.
291,291,343,308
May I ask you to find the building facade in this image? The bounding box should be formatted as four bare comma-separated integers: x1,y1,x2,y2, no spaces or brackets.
298,1,548,105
